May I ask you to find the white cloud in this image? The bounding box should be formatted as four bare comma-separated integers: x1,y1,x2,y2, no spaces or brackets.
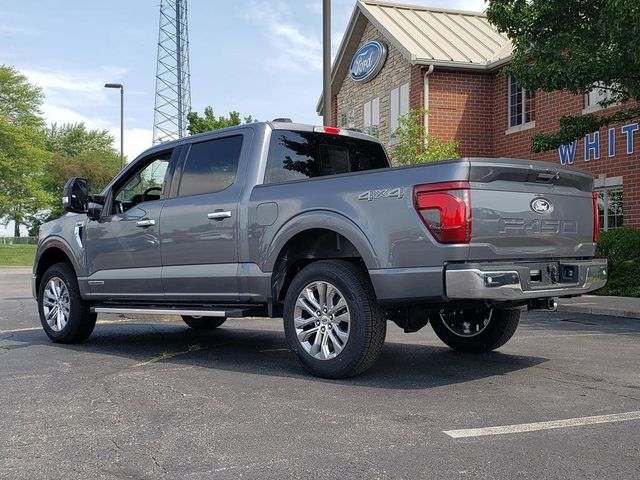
247,1,323,72
23,67,151,160
0,25,33,35
23,66,127,108
110,127,154,162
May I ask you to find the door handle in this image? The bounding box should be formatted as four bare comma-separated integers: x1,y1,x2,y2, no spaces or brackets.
136,219,156,227
207,211,232,220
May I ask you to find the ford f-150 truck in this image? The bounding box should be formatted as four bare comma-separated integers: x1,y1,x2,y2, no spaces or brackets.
33,121,607,378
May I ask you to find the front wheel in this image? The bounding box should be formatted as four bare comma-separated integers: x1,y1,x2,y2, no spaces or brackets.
429,308,520,353
283,260,386,379
38,262,97,343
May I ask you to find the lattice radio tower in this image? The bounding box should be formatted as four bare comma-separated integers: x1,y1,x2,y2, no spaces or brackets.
153,0,191,144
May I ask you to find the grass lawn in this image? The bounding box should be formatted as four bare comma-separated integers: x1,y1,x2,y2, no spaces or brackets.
0,244,37,266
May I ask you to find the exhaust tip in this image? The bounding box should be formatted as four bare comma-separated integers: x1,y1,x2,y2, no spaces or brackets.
547,299,558,311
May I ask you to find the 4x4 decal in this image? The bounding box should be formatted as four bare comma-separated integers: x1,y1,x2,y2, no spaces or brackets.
358,187,404,202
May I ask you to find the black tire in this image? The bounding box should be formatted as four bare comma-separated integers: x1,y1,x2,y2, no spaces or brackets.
429,308,520,353
283,260,386,379
181,315,227,330
37,262,97,344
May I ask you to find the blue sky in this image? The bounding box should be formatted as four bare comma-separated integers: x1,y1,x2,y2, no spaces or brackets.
0,0,486,161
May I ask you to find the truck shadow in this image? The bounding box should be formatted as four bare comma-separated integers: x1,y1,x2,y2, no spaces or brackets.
3,320,550,390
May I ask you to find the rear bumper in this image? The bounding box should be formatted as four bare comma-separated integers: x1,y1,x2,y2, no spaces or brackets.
445,259,607,301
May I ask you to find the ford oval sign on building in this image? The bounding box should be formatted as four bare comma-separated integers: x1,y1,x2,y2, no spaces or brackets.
349,41,388,83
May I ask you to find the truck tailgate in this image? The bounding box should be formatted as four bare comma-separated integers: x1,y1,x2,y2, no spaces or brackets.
467,159,596,260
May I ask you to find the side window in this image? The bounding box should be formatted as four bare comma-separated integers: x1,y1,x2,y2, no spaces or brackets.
178,135,243,197
264,130,388,184
113,151,171,213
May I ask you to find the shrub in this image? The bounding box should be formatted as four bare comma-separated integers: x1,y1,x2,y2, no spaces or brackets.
390,109,459,166
595,228,640,297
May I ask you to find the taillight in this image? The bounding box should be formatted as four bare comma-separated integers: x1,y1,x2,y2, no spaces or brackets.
414,181,471,244
592,191,600,242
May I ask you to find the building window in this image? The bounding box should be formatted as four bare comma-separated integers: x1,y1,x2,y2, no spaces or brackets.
508,76,535,128
363,97,379,137
585,83,619,112
390,82,409,140
596,186,624,231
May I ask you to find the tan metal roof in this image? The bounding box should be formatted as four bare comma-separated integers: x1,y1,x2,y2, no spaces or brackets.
359,0,512,68
317,1,513,114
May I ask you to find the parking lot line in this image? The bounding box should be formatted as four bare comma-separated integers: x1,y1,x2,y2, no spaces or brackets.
443,411,640,438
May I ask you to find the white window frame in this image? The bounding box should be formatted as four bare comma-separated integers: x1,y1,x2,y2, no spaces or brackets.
363,97,380,137
507,76,535,134
594,176,624,231
390,82,409,143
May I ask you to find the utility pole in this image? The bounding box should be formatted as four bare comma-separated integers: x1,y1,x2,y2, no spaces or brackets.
323,0,331,126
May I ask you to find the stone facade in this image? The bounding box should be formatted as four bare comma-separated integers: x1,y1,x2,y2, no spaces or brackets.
335,21,411,146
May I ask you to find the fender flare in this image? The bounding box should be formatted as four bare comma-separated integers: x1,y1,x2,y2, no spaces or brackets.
34,236,84,278
263,210,380,272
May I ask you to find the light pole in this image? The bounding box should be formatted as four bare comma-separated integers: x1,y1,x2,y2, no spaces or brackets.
323,0,331,126
104,83,124,169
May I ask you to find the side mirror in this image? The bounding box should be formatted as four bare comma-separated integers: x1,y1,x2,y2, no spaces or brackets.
62,177,89,214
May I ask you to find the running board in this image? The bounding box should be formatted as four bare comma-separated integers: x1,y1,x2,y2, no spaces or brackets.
91,306,254,318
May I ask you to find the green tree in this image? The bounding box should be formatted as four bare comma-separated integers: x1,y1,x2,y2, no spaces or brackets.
45,123,116,157
0,65,50,237
390,109,459,165
0,65,44,127
187,106,255,135
43,123,121,220
486,0,640,152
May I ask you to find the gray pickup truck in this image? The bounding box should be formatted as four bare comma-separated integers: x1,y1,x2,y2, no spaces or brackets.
33,121,607,378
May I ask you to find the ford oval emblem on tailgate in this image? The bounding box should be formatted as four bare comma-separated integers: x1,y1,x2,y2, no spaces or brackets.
530,198,552,214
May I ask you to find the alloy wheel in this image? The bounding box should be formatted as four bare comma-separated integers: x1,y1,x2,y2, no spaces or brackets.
293,281,350,360
42,277,71,332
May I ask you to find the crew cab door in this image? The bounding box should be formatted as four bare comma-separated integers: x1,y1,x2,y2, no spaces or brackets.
85,147,180,299
160,130,252,301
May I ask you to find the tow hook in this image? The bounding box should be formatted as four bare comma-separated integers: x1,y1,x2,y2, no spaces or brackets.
528,298,558,311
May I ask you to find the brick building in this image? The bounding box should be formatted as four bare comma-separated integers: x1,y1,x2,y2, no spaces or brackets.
318,0,638,230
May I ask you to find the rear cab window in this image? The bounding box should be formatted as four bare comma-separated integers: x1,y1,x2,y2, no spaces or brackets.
264,130,389,184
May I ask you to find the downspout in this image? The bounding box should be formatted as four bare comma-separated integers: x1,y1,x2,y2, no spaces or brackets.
423,65,434,138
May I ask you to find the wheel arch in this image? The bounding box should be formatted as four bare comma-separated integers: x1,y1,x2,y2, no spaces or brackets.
34,239,81,295
267,212,380,306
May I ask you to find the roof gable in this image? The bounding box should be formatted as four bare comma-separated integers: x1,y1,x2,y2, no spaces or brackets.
318,0,512,114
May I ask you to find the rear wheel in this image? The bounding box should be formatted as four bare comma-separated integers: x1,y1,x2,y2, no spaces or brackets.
283,260,386,379
181,315,227,330
38,262,97,343
429,308,520,353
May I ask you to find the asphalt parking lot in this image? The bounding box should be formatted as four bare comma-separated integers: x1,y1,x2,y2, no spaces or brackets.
1,267,639,479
